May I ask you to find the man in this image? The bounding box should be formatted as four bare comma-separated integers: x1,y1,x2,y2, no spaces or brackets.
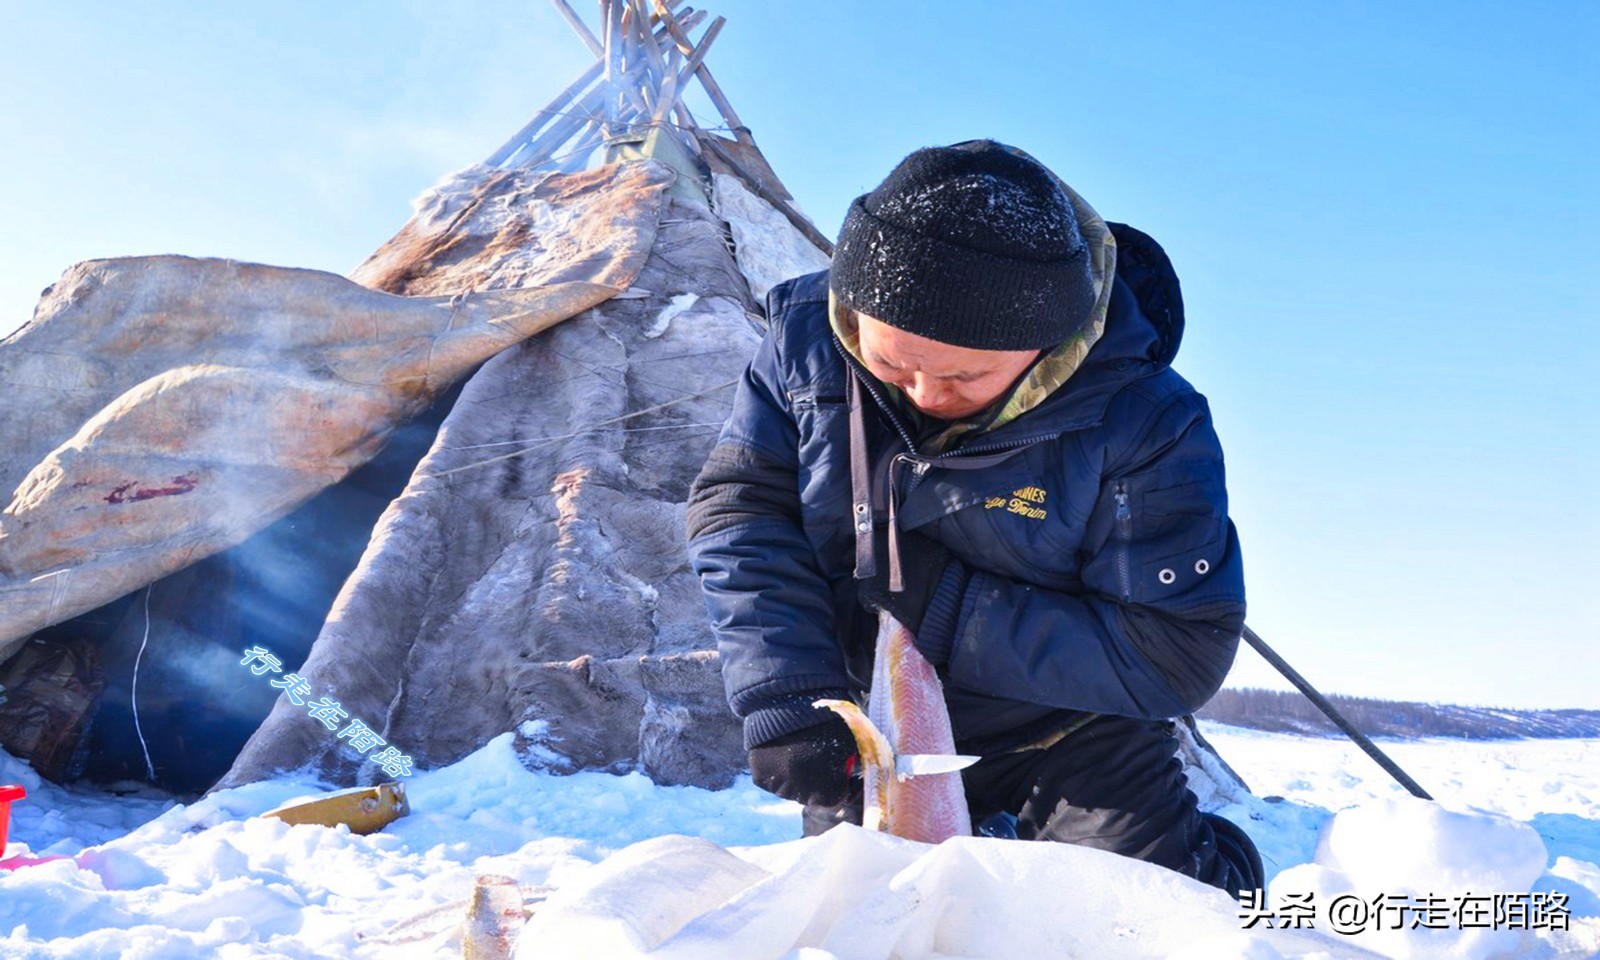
687,140,1262,894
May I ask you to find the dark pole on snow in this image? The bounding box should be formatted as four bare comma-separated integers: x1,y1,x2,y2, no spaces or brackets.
1241,625,1434,801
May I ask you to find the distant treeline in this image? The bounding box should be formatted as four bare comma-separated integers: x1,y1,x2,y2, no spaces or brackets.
1197,687,1600,739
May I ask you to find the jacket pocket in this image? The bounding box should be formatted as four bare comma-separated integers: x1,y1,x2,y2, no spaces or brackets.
1126,471,1228,605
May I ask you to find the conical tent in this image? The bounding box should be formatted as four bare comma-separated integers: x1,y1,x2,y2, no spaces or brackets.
0,0,830,792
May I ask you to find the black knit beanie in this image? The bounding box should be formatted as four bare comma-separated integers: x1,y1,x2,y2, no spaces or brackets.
830,140,1094,351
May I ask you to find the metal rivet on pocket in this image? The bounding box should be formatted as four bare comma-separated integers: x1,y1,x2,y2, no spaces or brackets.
856,522,871,533
1158,568,1176,584
854,503,869,515
1194,558,1210,575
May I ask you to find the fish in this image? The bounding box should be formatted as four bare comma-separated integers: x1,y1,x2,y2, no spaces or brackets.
461,874,531,960
814,609,977,843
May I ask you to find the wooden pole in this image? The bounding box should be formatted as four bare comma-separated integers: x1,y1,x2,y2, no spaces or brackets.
626,0,701,140
618,2,644,110
651,55,682,126
485,60,603,166
691,57,750,144
628,0,668,94
1241,625,1434,800
515,80,611,168
654,2,752,146
551,0,603,58
655,17,723,124
603,0,621,127
701,134,834,255
622,1,650,96
504,71,614,168
664,28,700,142
552,0,651,123
500,3,724,168
676,9,708,36
613,3,656,126
669,10,707,136
671,16,724,87
672,102,699,138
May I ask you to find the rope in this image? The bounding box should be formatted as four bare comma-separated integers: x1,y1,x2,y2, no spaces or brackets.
423,379,738,479
450,420,727,452
131,585,158,782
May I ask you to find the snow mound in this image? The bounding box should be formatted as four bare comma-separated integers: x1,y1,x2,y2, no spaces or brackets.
1271,797,1590,959
1321,797,1547,895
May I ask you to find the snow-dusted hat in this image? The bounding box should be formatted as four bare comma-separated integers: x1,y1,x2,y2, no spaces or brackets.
830,139,1095,351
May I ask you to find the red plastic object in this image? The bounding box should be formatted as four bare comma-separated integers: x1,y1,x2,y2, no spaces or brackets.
0,784,24,858
0,784,69,870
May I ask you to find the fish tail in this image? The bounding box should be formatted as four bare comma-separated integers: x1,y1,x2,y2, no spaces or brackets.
812,698,893,830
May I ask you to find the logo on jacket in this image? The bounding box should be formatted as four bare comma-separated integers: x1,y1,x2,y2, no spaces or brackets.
985,485,1048,521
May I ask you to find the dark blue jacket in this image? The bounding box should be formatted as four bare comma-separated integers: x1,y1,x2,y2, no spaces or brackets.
687,224,1245,752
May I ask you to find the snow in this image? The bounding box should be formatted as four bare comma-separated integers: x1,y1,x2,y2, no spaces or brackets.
518,826,1346,960
642,293,699,340
2,725,1598,958
1269,799,1553,959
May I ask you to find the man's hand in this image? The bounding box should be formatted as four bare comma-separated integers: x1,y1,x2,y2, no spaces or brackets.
748,716,860,808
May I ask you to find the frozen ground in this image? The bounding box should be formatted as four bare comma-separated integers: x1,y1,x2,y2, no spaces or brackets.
2,724,1597,959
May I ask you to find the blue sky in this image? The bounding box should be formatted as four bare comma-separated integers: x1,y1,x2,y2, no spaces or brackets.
2,2,1595,708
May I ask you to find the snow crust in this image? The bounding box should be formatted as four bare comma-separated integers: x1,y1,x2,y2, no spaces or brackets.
518,824,1350,959
2,726,1598,958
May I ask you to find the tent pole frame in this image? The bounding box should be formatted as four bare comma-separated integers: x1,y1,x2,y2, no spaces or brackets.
1241,625,1433,800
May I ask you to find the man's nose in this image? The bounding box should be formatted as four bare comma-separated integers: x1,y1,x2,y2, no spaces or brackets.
903,374,946,411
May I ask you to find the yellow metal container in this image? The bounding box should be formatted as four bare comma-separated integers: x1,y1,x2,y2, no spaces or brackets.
261,782,409,835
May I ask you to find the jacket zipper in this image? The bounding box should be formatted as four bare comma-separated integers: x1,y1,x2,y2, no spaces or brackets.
834,338,921,456
1114,480,1132,601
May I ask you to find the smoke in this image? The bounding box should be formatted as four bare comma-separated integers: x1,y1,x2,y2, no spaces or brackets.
68,382,462,793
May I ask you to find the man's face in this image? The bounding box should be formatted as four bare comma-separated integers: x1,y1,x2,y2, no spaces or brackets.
855,313,1041,421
